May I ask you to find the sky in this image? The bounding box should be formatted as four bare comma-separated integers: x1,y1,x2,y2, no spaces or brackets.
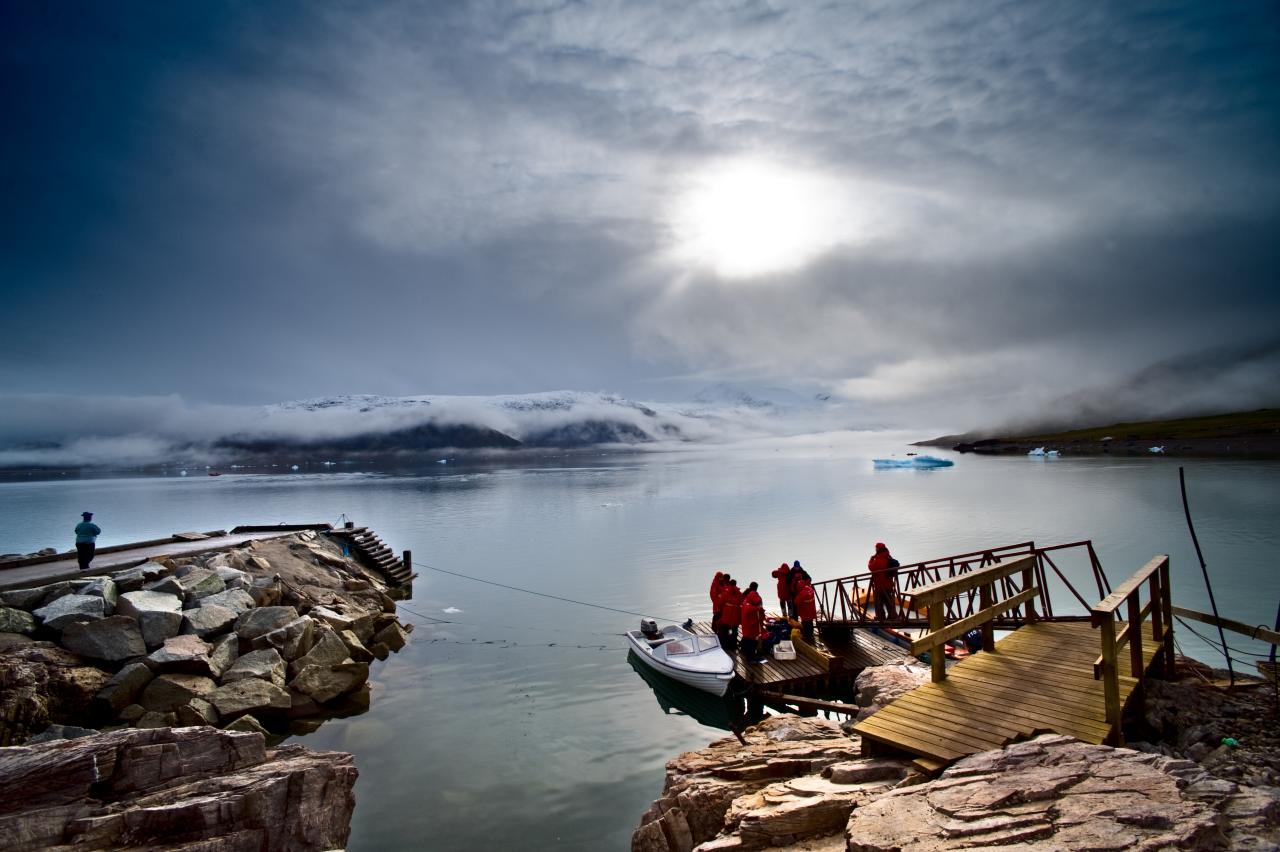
3,1,1279,435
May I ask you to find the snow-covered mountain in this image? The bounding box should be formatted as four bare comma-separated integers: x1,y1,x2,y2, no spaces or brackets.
0,388,855,468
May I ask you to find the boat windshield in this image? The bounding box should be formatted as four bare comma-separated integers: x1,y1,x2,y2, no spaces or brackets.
664,635,721,656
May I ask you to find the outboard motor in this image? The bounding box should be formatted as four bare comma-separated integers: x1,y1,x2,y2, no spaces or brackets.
640,618,659,638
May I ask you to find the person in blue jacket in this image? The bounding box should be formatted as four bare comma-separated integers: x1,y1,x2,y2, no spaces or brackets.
74,511,101,571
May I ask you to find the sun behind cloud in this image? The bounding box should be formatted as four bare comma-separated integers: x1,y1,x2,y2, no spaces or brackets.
668,159,859,279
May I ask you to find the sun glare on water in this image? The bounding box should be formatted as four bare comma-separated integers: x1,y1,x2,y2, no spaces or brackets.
670,160,854,279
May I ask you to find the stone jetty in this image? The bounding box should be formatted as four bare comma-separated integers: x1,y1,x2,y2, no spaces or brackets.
0,529,410,742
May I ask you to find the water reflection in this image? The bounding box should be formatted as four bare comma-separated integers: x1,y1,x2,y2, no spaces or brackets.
627,651,744,733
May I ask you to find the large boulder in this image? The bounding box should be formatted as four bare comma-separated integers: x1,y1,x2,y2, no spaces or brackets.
109,561,169,593
0,726,357,851
235,606,299,642
213,565,251,589
139,673,217,714
181,604,238,638
77,577,118,613
146,635,219,677
222,648,288,688
208,678,292,719
117,590,185,648
32,594,105,631
177,567,226,603
0,584,59,611
207,632,238,679
853,662,929,722
60,616,147,662
250,616,315,661
288,626,351,679
93,662,154,716
0,607,37,635
197,588,256,615
0,643,112,746
289,661,369,705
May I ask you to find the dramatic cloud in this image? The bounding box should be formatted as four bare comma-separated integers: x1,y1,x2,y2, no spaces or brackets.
3,1,1277,433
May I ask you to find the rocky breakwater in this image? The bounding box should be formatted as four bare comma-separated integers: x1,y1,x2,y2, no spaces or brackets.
633,665,1280,851
0,529,412,743
0,725,356,851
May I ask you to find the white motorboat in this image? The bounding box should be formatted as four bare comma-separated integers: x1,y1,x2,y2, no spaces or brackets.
625,621,735,696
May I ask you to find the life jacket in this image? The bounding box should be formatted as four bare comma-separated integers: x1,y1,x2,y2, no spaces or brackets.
771,563,792,600
868,550,894,591
741,595,764,639
795,580,817,620
720,586,742,627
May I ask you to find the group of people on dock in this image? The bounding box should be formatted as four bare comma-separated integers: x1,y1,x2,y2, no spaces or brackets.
709,561,818,662
708,543,901,661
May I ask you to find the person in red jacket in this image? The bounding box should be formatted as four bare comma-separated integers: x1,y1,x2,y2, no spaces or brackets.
771,563,793,618
710,572,727,630
740,581,766,661
867,542,897,620
718,579,743,650
794,577,817,642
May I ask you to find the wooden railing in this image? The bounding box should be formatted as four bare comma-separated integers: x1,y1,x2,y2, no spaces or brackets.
810,540,1109,627
1090,555,1174,738
907,555,1040,682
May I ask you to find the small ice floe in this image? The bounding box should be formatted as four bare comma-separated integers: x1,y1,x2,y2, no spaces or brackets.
1027,447,1046,456
601,501,624,508
1148,446,1165,454
873,456,954,469
291,464,300,470
436,458,449,464
1101,436,1114,442
443,607,462,614
179,470,188,476
322,461,336,466
1045,449,1060,457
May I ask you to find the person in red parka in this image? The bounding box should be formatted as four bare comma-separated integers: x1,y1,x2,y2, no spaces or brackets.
718,579,743,650
710,571,727,630
771,562,793,618
867,542,897,620
740,581,766,661
794,577,817,642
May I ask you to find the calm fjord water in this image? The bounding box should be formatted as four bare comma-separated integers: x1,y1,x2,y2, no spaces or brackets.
2,436,1277,851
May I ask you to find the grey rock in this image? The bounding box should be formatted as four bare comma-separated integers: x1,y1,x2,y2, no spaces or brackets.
339,629,375,663
136,710,177,728
290,661,369,704
251,616,314,661
0,585,57,611
289,626,352,679
147,634,217,675
140,673,217,713
181,604,238,638
213,566,250,588
198,588,256,615
373,621,408,653
235,606,300,641
175,696,220,726
225,714,269,736
0,606,37,635
26,724,100,744
61,615,147,661
94,662,155,715
208,678,292,718
246,578,283,608
33,594,106,630
144,575,186,597
78,577,118,613
138,610,184,648
208,632,238,679
179,567,226,603
118,703,146,723
110,561,168,593
117,589,183,619
223,648,288,688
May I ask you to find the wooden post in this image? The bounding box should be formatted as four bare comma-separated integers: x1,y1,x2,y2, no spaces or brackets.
1098,615,1121,744
403,549,412,573
1022,563,1038,624
1127,596,1144,678
1148,573,1165,678
1159,558,1174,679
929,602,946,683
979,583,995,653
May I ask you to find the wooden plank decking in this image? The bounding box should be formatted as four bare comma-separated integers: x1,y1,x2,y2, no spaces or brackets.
691,621,908,688
854,620,1164,764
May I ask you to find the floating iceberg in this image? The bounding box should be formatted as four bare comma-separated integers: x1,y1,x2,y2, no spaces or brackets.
1149,446,1165,454
873,456,954,469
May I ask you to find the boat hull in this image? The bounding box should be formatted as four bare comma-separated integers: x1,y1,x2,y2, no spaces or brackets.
625,633,735,697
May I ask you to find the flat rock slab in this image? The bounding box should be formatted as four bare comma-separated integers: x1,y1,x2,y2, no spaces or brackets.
209,678,292,718
60,616,146,662
33,595,106,631
0,726,356,850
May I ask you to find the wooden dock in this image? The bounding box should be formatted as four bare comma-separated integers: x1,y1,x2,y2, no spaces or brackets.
854,554,1175,767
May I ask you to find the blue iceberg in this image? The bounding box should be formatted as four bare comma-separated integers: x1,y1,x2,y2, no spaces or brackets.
873,456,955,469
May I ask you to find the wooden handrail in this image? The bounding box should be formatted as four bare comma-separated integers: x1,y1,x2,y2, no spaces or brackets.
908,555,1036,606
1089,554,1173,743
1171,606,1280,645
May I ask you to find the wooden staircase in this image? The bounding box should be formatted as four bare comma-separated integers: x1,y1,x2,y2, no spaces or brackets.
329,526,413,587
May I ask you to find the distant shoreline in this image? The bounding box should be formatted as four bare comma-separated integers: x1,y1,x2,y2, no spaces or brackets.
915,408,1280,459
